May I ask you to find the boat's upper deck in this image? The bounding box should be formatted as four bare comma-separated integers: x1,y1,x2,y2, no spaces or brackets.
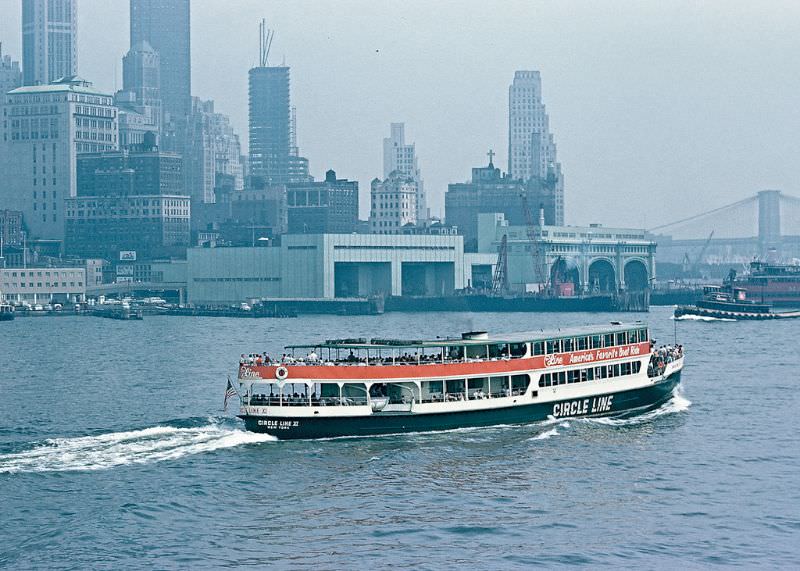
285,322,644,352
238,322,653,380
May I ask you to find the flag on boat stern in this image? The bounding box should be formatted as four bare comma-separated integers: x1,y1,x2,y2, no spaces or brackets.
224,376,239,411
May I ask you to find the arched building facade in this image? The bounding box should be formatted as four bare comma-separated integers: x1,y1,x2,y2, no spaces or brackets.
477,213,657,294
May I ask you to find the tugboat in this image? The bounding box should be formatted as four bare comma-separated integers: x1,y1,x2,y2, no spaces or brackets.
0,303,15,321
230,323,684,440
675,273,800,320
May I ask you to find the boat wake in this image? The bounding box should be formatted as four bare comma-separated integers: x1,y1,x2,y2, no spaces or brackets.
582,388,691,427
672,313,735,322
0,418,276,474
528,422,570,441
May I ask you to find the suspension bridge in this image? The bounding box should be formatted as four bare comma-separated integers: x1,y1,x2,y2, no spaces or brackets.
649,190,800,266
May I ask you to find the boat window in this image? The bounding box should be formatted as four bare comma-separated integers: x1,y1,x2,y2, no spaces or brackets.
604,333,615,347
577,337,589,351
612,364,621,377
562,338,573,352
466,344,488,359
468,377,489,398
621,362,631,375
511,374,529,395
597,366,607,379
448,345,465,361
567,370,579,384
532,341,545,356
616,331,628,345
421,380,444,402
586,368,594,381
546,339,560,354
510,342,528,357
342,383,368,405
387,382,419,404
445,379,466,400
631,330,641,344
557,371,566,385
538,373,550,388
488,344,505,359
591,335,603,349
633,361,642,373
638,328,648,342
490,375,509,396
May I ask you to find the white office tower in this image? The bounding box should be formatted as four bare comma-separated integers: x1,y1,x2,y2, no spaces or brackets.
369,173,419,234
22,0,77,86
383,123,426,223
0,78,118,241
508,71,564,225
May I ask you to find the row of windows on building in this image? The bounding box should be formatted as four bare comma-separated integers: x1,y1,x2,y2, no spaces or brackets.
4,270,82,278
67,209,189,218
538,361,643,387
2,281,83,289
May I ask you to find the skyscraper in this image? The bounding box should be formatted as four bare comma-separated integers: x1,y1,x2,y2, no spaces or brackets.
248,65,290,184
21,0,77,86
1,78,118,241
508,71,564,224
115,41,161,149
0,48,22,95
383,123,426,222
130,0,191,126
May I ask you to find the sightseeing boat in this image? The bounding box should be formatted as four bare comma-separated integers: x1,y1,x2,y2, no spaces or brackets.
231,323,684,440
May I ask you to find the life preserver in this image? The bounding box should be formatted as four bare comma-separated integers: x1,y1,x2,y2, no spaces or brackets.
275,366,289,380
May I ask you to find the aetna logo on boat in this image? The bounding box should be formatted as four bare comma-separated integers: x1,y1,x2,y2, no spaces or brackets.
239,367,260,379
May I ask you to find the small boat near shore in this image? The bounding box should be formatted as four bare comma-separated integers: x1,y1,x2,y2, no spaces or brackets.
0,303,15,321
675,285,800,321
230,322,684,440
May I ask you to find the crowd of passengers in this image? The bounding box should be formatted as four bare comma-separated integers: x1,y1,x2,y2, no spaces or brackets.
248,392,368,406
648,344,684,377
239,349,520,367
247,387,527,407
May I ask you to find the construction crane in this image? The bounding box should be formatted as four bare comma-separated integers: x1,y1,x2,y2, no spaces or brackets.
687,230,714,277
491,234,509,293
521,195,548,293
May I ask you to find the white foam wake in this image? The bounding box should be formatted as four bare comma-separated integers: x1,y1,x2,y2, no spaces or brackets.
0,423,276,474
582,389,691,426
528,421,570,441
672,314,735,322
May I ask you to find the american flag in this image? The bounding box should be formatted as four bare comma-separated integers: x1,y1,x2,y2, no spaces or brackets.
223,377,239,411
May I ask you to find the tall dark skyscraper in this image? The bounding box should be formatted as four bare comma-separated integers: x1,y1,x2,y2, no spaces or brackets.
248,65,291,183
129,0,191,124
21,0,77,86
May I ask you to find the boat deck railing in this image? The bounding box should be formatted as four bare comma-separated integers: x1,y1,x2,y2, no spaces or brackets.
245,388,530,408
240,355,523,368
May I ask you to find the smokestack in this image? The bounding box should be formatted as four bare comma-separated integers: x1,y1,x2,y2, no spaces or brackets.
539,204,545,227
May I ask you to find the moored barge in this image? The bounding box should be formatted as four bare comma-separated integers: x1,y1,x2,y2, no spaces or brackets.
232,323,684,439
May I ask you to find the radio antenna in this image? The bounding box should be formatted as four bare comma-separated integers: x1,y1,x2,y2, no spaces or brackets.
258,18,275,67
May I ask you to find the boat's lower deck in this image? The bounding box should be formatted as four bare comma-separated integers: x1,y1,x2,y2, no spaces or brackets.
239,369,682,440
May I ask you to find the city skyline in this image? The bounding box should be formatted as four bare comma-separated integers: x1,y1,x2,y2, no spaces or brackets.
2,1,800,226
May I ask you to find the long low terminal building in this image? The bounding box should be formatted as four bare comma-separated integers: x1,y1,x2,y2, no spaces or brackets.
187,234,477,305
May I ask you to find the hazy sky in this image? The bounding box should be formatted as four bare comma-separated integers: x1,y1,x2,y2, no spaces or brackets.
2,0,799,228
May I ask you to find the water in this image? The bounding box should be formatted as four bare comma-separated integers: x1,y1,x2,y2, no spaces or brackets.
1,307,798,569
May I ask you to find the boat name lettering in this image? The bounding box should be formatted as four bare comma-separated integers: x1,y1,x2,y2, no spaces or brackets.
546,346,642,367
552,395,614,417
239,367,260,379
257,420,300,429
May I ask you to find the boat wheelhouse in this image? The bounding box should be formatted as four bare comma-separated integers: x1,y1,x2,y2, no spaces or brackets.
234,323,684,439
